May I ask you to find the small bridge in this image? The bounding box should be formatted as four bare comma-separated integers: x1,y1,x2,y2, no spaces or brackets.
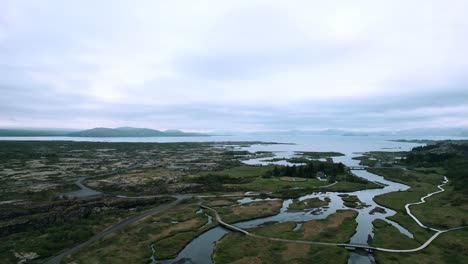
200,205,376,252
200,205,249,235
199,204,468,254
345,243,374,253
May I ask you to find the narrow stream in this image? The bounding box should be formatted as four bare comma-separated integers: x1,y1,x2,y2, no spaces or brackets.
196,209,213,229
157,138,423,264
159,167,411,264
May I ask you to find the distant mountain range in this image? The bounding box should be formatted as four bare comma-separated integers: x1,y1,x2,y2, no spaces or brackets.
0,127,209,137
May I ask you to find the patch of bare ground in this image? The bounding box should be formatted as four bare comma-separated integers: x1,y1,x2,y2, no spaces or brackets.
231,200,282,215
218,200,283,224
203,199,237,207
147,217,203,241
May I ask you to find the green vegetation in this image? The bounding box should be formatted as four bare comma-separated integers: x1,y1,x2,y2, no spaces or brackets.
187,162,373,195
67,199,214,263
373,220,468,263
371,167,466,230
353,151,407,167
405,141,468,196
352,156,378,167
216,200,283,224
289,197,330,210
213,210,357,264
68,200,284,263
369,206,386,214
369,141,468,263
0,198,171,264
279,176,308,182
372,219,420,249
339,194,367,209
371,168,441,242
264,161,346,179
197,165,274,178
372,218,390,228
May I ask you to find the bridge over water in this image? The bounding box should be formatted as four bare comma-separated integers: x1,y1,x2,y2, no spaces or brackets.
200,204,468,254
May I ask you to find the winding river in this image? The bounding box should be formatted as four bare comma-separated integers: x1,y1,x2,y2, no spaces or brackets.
160,143,417,264
8,134,433,263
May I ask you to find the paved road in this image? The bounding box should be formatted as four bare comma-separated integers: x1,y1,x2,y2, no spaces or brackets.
60,160,147,199
45,194,191,264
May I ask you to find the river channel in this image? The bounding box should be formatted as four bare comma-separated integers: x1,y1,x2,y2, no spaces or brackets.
159,140,419,264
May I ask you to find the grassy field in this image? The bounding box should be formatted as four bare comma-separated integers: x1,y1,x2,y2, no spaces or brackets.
197,165,275,178
372,219,468,263
371,219,420,250
280,176,308,182
370,167,468,263
228,177,328,192
216,200,283,224
371,168,445,242
65,199,213,263
213,210,357,264
324,180,381,192
352,156,378,167
65,199,283,263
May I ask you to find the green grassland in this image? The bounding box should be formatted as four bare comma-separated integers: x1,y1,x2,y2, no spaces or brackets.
66,199,284,263
191,164,381,197
370,167,468,263
196,165,275,178
64,199,213,263
372,219,468,264
216,200,283,224
213,210,357,264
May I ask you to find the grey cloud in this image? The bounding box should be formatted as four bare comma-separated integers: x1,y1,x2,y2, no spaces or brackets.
1,1,468,131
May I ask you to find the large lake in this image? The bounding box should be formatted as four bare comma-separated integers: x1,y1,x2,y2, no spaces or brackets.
0,134,462,163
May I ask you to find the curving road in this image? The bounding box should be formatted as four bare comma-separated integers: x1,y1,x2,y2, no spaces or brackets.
45,194,191,264
200,176,468,254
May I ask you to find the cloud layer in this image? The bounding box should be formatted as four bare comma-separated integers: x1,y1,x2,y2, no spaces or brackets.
1,0,468,131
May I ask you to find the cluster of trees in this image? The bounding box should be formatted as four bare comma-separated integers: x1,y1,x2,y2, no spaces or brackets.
264,161,346,179
406,142,468,196
406,152,455,165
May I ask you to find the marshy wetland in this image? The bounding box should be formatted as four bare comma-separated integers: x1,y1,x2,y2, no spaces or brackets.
1,136,468,263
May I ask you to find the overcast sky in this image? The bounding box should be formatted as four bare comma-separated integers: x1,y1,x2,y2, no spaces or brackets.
1,0,468,132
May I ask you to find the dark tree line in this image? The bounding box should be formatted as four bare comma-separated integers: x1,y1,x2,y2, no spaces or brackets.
406,143,468,196
264,161,345,178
